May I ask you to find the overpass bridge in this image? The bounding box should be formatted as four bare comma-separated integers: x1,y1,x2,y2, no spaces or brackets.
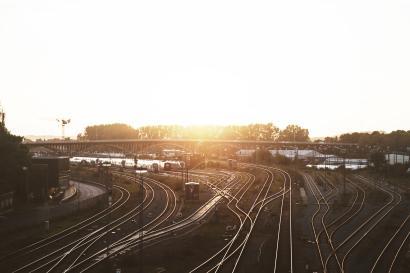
24,139,358,156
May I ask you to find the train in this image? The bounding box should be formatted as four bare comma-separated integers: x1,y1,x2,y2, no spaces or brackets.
70,156,183,172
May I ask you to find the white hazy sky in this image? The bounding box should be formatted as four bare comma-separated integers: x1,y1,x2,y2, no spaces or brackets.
1,0,409,138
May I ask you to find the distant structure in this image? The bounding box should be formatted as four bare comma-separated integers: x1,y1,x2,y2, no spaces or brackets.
385,153,410,165
56,118,71,139
235,149,327,161
0,103,5,128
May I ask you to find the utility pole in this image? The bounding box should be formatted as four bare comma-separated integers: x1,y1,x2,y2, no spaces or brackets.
186,154,189,183
140,170,144,273
293,128,297,172
333,146,347,195
103,163,112,259
135,167,147,273
343,153,346,195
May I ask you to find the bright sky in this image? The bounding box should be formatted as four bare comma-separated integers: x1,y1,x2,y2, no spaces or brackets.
1,0,409,138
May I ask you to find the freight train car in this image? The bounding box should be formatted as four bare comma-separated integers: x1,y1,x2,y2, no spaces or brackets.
185,182,199,200
163,162,172,171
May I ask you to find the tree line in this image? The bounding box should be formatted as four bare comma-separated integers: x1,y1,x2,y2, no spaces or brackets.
77,123,310,142
324,130,410,151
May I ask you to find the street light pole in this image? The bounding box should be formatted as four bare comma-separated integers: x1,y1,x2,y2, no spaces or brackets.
22,166,29,202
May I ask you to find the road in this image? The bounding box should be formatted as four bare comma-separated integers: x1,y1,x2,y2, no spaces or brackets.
71,181,106,202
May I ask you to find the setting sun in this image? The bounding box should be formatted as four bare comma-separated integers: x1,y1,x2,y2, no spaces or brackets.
1,1,409,138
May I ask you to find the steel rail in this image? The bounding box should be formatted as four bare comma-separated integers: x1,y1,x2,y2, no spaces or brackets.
62,173,178,272
370,215,410,272
0,180,124,263
68,171,235,272
39,174,161,273
339,175,402,272
13,180,151,273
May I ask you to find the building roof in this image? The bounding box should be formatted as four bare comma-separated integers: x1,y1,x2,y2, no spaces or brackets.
270,149,326,159
33,156,70,159
185,182,199,185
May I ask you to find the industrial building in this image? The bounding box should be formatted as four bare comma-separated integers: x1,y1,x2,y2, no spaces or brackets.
32,157,70,189
22,157,72,202
235,149,327,160
385,153,410,165
269,149,327,160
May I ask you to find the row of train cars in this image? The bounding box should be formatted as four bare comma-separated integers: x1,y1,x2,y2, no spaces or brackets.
71,156,238,172
70,156,184,172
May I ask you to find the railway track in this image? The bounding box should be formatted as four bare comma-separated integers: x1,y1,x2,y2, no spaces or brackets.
0,170,184,273
302,171,409,273
48,171,179,273
191,170,270,273
303,173,342,273
12,178,154,273
0,182,132,272
388,229,410,273
0,180,127,264
272,167,293,273
370,215,410,273
68,170,234,272
190,164,294,273
339,175,405,273
3,165,408,273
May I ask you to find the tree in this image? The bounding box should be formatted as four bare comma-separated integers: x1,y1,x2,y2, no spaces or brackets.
252,148,273,163
338,130,410,152
369,151,385,171
79,123,139,140
0,126,31,194
278,125,310,142
324,136,338,143
77,123,285,141
272,153,292,165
